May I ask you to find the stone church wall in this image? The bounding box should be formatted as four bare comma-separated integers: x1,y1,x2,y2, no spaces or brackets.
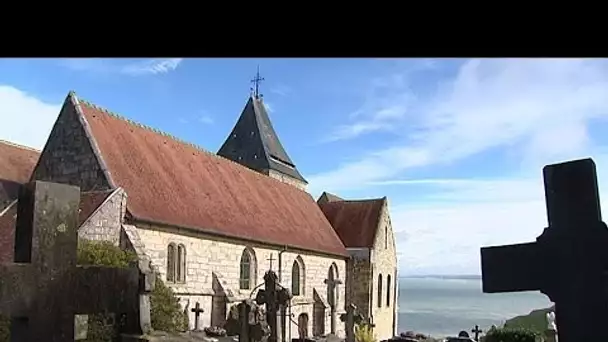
32,97,111,191
371,203,399,341
345,249,372,319
78,189,127,245
136,223,347,338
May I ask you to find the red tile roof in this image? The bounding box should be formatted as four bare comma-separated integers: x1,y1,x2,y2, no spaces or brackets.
0,140,41,210
0,190,115,263
318,198,386,248
74,95,348,257
0,140,40,184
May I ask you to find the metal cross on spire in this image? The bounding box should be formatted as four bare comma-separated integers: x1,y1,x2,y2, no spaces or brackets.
251,65,265,99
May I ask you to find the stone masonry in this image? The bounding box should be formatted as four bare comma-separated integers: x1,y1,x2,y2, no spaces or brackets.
370,201,399,341
343,201,398,341
32,95,111,192
136,224,347,338
78,188,127,245
267,169,307,191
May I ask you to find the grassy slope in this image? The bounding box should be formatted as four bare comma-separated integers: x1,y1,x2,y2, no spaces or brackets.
503,305,555,333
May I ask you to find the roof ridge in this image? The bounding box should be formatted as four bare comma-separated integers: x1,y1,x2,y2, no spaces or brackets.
0,139,41,153
74,94,312,195
327,198,385,204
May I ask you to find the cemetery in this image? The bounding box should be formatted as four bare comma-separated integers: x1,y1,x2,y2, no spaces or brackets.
1,157,604,341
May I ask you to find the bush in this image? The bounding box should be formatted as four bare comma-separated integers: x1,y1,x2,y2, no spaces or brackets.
0,239,188,342
355,323,377,342
482,326,540,342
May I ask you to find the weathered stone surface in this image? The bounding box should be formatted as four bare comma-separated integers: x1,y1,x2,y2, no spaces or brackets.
32,96,111,191
79,188,126,244
0,181,143,341
136,225,347,338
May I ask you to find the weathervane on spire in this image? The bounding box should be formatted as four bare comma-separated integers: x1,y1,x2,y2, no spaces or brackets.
250,65,265,99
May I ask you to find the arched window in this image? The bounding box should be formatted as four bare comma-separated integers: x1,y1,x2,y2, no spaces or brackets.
177,244,187,283
167,243,176,282
240,247,257,290
327,262,339,306
377,274,383,308
292,256,305,296
386,274,392,307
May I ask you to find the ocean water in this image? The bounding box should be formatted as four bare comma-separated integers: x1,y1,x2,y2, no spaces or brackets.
397,277,552,339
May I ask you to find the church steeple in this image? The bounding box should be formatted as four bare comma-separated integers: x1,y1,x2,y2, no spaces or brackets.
217,71,308,190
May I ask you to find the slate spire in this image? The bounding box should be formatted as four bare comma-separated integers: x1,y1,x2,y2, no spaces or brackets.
217,94,308,190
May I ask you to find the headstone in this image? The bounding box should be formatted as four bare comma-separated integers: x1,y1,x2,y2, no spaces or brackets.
191,302,204,331
0,181,150,341
340,304,363,342
480,158,608,342
255,271,283,342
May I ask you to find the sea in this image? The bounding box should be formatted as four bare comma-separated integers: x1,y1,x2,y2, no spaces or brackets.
397,276,552,339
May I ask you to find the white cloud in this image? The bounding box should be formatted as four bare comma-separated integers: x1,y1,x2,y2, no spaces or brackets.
61,58,183,76
0,86,60,149
121,58,183,76
309,59,608,194
307,58,608,275
199,115,214,125
270,84,292,97
393,156,608,275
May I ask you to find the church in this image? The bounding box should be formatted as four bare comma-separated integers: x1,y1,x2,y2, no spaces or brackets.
0,85,399,340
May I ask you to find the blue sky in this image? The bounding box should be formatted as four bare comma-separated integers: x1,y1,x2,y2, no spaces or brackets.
2,58,608,275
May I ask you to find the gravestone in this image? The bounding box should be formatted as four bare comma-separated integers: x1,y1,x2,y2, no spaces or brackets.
480,158,608,342
0,181,151,341
256,270,291,342
340,304,363,342
191,302,204,331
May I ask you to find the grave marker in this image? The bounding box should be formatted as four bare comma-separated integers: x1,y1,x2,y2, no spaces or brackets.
340,304,363,342
191,302,204,331
471,325,482,342
0,181,149,341
480,158,608,342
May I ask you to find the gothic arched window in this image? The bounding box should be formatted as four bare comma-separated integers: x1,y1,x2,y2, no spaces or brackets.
386,274,392,307
167,243,176,282
292,256,305,296
240,247,257,290
377,274,383,308
177,244,187,283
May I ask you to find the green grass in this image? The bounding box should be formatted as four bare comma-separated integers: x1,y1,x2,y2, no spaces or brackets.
503,305,555,334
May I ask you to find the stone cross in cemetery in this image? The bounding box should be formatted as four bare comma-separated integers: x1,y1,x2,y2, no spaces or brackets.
340,304,363,342
471,325,482,342
191,301,204,331
324,275,342,334
267,253,275,271
257,270,279,342
480,158,608,342
0,181,152,341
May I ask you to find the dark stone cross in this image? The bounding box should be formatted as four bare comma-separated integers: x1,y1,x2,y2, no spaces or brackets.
480,158,608,342
191,302,204,331
256,270,279,342
340,304,363,342
471,325,482,341
0,181,145,341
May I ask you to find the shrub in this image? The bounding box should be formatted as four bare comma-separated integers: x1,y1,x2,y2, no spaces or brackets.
0,239,188,342
150,277,189,333
355,323,377,342
482,326,540,342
